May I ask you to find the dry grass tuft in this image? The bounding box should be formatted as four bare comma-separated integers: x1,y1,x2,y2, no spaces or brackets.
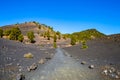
24,53,33,58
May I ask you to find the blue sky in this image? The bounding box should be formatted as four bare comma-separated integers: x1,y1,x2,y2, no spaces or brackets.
0,0,120,35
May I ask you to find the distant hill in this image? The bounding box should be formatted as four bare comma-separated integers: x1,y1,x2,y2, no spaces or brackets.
70,29,106,42
107,34,120,42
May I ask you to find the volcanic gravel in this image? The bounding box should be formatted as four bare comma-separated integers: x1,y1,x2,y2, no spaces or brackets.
0,38,120,80
64,39,120,66
0,38,55,80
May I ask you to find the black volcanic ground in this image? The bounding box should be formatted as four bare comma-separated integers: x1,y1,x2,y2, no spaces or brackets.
0,37,120,80
64,39,120,66
0,38,55,80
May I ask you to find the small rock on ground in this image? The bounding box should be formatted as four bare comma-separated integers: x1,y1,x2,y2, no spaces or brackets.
16,73,25,80
89,65,94,69
81,61,86,65
38,59,45,64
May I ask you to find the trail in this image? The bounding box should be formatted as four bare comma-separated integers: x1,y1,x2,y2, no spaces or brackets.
25,48,103,80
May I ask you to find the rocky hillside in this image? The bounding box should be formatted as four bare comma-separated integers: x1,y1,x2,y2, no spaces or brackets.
1,22,70,48
1,21,55,35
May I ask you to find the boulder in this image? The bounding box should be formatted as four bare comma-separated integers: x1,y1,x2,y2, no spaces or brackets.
27,63,37,72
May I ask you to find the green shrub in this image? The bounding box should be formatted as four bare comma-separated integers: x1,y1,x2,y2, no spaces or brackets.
81,41,88,49
81,45,88,49
9,27,21,40
27,31,35,43
70,35,77,45
63,35,67,40
0,28,3,38
4,30,11,36
18,34,24,42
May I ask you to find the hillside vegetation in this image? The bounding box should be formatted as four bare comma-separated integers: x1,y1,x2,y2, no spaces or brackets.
0,22,112,47
1,21,62,39
0,21,70,48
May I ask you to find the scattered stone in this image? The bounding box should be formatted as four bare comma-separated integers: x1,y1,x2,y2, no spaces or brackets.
45,57,51,60
109,69,112,73
64,52,71,57
18,66,22,69
117,71,120,75
110,67,116,72
13,59,16,61
89,65,94,69
6,57,12,60
110,73,119,79
27,63,37,72
18,66,23,72
109,63,114,65
38,59,45,64
30,63,37,70
103,69,108,75
6,63,12,66
2,46,5,48
16,73,25,80
102,66,120,79
40,76,45,79
27,67,31,72
115,75,119,79
76,58,79,61
81,61,86,65
45,52,49,54
17,63,20,66
50,53,54,57
19,68,22,72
